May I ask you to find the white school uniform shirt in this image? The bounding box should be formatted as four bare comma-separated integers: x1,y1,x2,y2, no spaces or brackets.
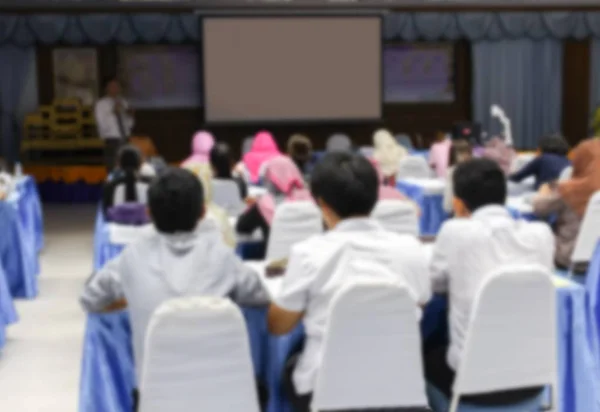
275,217,431,395
94,96,135,139
80,220,270,380
430,205,554,371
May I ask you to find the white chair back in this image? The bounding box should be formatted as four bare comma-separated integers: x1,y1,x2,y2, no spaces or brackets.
559,165,573,181
139,297,260,412
449,264,557,412
510,153,536,173
313,277,428,411
371,200,419,237
212,179,244,216
397,156,432,179
266,201,322,261
571,191,600,264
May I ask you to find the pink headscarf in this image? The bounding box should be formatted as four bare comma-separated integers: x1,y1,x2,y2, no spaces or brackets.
243,131,281,183
182,131,214,165
429,138,452,177
371,159,406,201
257,156,312,224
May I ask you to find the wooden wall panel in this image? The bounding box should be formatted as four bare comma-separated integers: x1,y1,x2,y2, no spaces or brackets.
562,39,591,147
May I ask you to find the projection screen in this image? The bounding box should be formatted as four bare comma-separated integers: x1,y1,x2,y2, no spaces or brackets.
202,16,382,123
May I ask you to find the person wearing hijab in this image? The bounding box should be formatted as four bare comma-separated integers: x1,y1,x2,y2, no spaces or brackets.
210,142,248,200
482,135,516,175
182,162,236,248
287,134,313,177
533,139,600,270
429,132,452,178
372,129,408,186
242,131,281,184
236,156,312,258
102,145,153,219
182,130,215,168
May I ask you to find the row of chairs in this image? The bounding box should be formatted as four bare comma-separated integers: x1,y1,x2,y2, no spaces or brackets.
137,265,558,412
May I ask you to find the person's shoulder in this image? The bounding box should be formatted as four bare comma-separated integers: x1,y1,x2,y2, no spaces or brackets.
438,218,479,237
519,220,554,241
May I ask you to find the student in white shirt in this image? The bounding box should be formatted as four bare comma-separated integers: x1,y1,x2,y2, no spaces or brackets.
267,152,431,412
80,168,270,411
427,158,553,405
95,77,135,172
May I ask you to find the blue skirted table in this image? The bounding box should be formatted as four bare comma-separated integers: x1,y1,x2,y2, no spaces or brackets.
0,263,18,349
397,178,447,235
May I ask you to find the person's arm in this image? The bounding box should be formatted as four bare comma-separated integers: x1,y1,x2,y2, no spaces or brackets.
227,252,270,306
236,203,265,234
532,188,563,218
80,255,126,312
404,243,433,306
430,224,455,293
267,246,313,335
509,157,540,183
94,100,113,138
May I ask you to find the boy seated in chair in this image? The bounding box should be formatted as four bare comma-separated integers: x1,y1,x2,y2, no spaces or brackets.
427,158,554,405
80,168,270,410
267,152,432,412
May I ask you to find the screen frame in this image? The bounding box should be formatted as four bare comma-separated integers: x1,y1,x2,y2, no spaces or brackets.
200,13,384,125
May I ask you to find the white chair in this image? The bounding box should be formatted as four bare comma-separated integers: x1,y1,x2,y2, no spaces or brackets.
571,190,600,268
510,153,536,173
139,297,260,412
428,264,558,412
559,166,572,181
212,179,245,216
312,277,428,411
397,156,432,179
371,199,419,237
266,201,322,261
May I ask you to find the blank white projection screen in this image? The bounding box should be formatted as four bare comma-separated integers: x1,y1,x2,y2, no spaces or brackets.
203,17,382,122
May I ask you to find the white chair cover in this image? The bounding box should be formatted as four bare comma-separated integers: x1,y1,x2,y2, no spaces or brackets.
108,223,154,245
448,264,557,412
326,134,352,152
571,191,600,265
371,199,419,237
313,276,428,411
139,297,260,412
397,156,432,179
212,179,245,216
559,165,573,181
266,201,322,261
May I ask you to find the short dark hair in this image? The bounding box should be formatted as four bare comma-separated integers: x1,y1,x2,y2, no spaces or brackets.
310,152,378,218
539,134,569,156
118,145,141,172
448,139,473,166
210,142,233,179
103,76,119,90
148,168,204,234
453,158,507,212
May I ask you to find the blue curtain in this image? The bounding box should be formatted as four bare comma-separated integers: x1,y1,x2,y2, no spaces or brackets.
0,46,36,163
472,39,563,149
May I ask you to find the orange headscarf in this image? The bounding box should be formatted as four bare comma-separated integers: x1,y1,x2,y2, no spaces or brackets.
558,138,600,217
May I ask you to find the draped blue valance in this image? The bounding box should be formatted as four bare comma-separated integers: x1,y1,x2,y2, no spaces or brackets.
2,12,600,45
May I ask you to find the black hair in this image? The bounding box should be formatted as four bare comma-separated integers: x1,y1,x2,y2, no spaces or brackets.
148,168,204,234
103,76,119,91
539,134,570,156
448,139,473,167
288,134,313,172
453,158,507,212
117,145,142,203
210,142,233,179
310,152,378,218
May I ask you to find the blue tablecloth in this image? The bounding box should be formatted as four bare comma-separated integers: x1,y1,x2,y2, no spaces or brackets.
15,176,44,253
0,263,18,349
585,241,600,362
397,181,447,235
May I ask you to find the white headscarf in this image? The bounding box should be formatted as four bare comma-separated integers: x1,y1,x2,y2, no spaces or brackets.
373,129,408,177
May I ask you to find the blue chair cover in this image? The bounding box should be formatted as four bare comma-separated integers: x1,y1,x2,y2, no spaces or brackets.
15,176,44,252
0,263,18,349
0,200,37,298
397,181,447,235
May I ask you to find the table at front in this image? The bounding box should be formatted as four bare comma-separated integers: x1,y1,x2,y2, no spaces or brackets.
78,272,599,412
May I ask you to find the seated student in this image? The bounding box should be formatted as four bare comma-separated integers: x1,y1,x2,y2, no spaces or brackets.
102,145,153,221
429,131,452,178
210,142,248,200
287,134,313,177
427,158,554,405
241,131,281,184
181,130,215,168
509,134,571,190
373,128,407,186
533,138,600,271
236,156,311,258
80,168,270,411
443,139,473,214
130,135,168,177
267,152,431,412
183,162,236,248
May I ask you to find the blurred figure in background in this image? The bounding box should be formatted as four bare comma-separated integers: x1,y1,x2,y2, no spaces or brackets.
210,142,248,200
129,135,167,178
429,132,452,178
373,128,407,186
509,134,570,190
287,134,313,178
182,130,215,168
482,135,516,175
443,139,473,214
242,131,281,184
